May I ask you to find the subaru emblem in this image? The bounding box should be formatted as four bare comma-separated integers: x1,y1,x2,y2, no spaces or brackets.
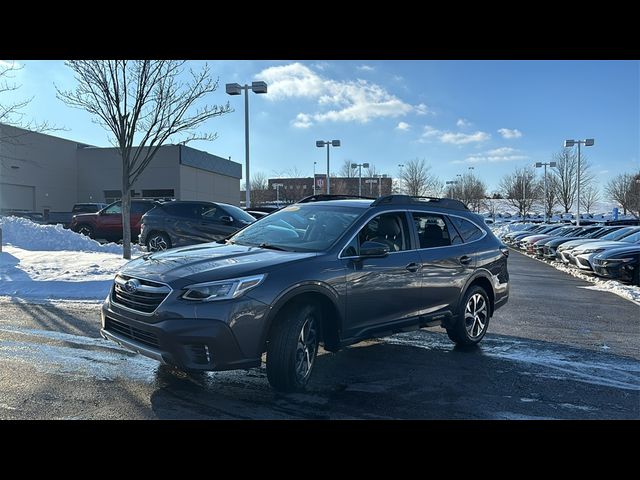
123,279,140,294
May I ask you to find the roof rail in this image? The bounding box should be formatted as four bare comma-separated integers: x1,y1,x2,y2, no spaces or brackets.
296,194,375,203
370,195,469,211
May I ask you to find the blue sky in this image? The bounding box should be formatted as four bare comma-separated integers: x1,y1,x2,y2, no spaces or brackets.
3,60,638,192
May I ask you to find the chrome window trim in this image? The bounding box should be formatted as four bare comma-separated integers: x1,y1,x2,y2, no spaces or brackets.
111,274,173,316
338,208,488,259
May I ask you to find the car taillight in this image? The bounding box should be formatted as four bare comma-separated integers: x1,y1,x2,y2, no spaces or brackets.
500,246,509,257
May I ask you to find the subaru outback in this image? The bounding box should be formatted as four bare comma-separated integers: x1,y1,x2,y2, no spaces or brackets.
101,195,509,392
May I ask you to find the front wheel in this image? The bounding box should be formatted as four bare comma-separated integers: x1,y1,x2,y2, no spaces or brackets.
446,286,490,346
76,224,94,238
146,232,171,252
266,303,320,392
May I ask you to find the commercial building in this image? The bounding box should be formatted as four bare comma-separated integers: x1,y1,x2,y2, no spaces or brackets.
0,123,242,213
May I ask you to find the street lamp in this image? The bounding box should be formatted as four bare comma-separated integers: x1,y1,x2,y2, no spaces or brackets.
316,139,341,194
313,161,317,195
226,80,268,209
564,138,595,226
351,162,369,196
273,183,284,207
446,180,459,199
535,161,557,223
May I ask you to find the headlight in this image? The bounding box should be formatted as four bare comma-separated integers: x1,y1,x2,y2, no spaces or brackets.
581,248,604,254
607,257,636,264
182,274,265,302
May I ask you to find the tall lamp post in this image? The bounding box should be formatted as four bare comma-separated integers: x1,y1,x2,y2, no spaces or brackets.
446,180,459,198
564,138,594,226
316,140,341,194
226,80,268,209
351,162,369,196
273,183,283,207
535,161,557,223
313,161,317,195
467,166,475,211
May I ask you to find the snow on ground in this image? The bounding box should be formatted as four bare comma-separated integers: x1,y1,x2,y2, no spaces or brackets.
0,216,141,301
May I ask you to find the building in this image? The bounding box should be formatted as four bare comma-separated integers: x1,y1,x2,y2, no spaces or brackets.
241,174,394,205
0,124,242,213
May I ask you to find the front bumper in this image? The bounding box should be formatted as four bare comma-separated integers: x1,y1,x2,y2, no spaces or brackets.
593,263,636,283
101,299,264,371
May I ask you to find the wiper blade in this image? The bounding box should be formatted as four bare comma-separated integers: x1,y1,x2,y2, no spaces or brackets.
258,243,288,251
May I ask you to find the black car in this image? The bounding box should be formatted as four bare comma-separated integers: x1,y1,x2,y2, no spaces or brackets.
140,201,256,251
101,195,510,392
592,246,640,285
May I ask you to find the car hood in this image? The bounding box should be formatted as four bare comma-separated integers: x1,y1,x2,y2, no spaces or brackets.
546,236,588,247
72,212,98,221
558,238,602,250
120,243,317,286
521,234,552,242
594,246,640,260
574,241,631,253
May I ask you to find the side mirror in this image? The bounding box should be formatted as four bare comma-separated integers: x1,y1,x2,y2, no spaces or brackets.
359,241,390,258
220,215,234,224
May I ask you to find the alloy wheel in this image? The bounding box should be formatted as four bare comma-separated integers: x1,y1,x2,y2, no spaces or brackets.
148,234,168,251
464,293,488,339
295,316,318,382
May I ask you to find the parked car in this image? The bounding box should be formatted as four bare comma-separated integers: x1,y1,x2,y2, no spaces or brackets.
140,201,256,251
46,203,108,228
557,227,640,264
70,199,159,241
592,246,640,285
100,194,510,392
1,210,45,224
567,229,640,271
543,226,623,260
531,226,601,257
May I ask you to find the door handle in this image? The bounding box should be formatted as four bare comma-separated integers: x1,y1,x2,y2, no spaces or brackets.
405,262,421,272
459,255,472,265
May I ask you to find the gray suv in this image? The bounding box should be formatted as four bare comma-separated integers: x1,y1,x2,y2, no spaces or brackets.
101,195,509,392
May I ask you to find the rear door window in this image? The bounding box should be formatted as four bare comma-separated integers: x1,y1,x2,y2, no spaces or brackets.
412,213,455,248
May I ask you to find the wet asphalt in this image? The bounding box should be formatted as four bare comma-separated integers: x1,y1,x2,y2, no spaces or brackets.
0,250,638,419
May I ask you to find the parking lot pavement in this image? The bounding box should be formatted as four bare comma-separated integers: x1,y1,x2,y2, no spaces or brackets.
0,250,638,419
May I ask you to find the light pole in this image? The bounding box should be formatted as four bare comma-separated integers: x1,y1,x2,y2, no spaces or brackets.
365,179,377,196
456,174,464,201
564,138,594,226
397,164,405,194
313,161,317,195
535,161,557,223
351,162,369,196
467,166,475,211
316,140,341,194
226,80,268,209
446,180,459,198
273,183,283,207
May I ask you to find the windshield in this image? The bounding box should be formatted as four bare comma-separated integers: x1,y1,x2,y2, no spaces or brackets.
601,227,638,241
221,205,257,223
228,204,363,252
620,231,640,243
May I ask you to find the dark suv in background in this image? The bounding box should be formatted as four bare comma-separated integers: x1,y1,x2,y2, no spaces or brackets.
101,195,509,392
140,201,256,251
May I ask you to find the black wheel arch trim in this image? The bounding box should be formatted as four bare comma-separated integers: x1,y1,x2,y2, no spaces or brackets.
459,268,495,316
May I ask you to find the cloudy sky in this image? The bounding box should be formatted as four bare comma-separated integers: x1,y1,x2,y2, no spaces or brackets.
2,60,638,191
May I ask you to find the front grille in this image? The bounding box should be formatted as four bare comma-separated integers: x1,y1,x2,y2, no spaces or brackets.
104,317,160,349
111,274,171,314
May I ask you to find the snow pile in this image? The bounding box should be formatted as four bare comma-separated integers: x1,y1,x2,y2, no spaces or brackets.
521,251,640,305
0,245,130,300
0,216,141,254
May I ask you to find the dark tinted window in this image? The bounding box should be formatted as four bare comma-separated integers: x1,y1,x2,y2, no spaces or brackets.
131,202,156,214
449,216,484,243
358,213,411,252
412,213,454,248
219,204,258,223
162,203,206,218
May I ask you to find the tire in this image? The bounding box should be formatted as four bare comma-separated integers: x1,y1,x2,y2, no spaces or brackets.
266,303,321,392
146,231,171,252
446,285,490,346
76,224,94,238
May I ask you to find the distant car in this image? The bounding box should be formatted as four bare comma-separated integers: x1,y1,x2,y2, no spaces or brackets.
140,201,256,251
47,203,108,227
568,229,640,271
543,226,623,260
2,210,45,224
592,246,640,285
557,227,640,264
70,199,159,241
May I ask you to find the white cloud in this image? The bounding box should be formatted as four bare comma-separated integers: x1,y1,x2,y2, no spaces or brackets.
453,146,528,164
421,125,489,145
258,62,415,127
456,118,471,128
395,122,411,131
498,128,523,139
312,62,330,71
414,103,430,115
357,65,375,72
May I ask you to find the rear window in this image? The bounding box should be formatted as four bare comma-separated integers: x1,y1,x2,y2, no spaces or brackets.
162,203,208,218
131,202,156,214
449,216,484,243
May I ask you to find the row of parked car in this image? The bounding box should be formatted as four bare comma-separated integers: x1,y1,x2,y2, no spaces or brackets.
501,223,640,285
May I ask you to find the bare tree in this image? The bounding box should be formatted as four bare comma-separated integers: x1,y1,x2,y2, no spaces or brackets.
542,175,558,220
246,171,270,206
57,60,232,259
339,159,358,177
580,183,600,214
550,148,593,213
499,167,542,217
606,172,640,218
448,172,486,211
364,164,378,177
400,158,441,197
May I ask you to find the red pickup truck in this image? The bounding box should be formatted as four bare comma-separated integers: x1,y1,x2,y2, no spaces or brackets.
70,199,159,242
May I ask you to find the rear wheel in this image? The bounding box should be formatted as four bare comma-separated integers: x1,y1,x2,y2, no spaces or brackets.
446,286,490,346
76,224,94,238
266,303,320,392
147,232,171,252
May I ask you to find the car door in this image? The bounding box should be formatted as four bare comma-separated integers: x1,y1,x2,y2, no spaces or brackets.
198,205,238,241
342,211,423,337
100,202,123,239
412,212,477,316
